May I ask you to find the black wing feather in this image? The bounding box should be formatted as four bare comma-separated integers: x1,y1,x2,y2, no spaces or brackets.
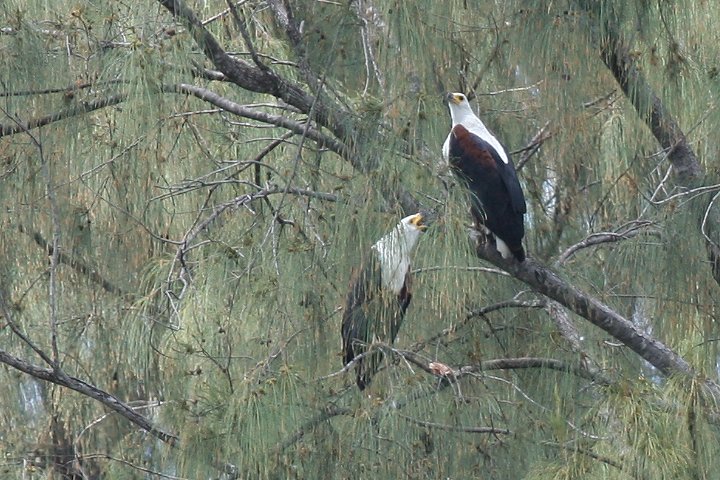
341,253,412,390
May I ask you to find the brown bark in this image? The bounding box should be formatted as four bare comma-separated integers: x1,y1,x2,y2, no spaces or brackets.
0,350,178,446
157,0,358,166
474,243,720,398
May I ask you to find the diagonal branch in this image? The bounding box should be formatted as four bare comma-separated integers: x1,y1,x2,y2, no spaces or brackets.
0,93,127,138
573,2,720,287
0,348,179,445
599,31,702,182
0,288,178,445
472,244,720,397
162,83,353,161
570,1,702,183
156,0,358,164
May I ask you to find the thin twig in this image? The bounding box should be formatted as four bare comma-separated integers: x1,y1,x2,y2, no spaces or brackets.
202,0,249,25
514,120,552,172
398,413,512,435
412,265,510,277
225,0,269,72
555,220,656,266
42,144,61,366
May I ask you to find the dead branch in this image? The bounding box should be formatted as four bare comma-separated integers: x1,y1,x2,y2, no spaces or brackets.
0,93,127,138
157,0,356,160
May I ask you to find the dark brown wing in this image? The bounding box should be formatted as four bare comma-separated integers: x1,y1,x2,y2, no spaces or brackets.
448,124,526,261
341,254,412,390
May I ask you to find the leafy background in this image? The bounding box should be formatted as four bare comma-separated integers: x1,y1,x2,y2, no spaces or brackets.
1,1,720,478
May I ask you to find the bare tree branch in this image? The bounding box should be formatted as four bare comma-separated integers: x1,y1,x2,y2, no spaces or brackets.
473,244,720,398
0,348,178,445
157,0,358,162
396,348,609,386
555,220,657,266
0,93,127,138
163,83,352,160
398,413,512,435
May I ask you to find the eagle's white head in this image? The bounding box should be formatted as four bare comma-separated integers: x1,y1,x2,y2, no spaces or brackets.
445,92,478,126
395,213,427,247
372,213,427,293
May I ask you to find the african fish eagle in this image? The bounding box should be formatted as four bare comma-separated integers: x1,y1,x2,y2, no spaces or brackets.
341,213,428,390
443,92,527,261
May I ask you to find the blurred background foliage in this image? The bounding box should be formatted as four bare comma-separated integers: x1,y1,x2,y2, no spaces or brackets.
2,0,720,478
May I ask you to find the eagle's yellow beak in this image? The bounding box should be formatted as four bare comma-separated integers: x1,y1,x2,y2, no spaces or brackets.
445,92,464,105
409,213,428,232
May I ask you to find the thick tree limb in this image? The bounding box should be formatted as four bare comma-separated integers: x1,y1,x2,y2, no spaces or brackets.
156,0,360,167
595,19,702,182
574,2,720,286
474,244,720,397
158,0,421,216
0,349,178,445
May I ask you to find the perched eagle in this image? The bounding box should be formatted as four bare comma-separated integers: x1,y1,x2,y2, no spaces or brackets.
341,213,428,390
443,92,527,261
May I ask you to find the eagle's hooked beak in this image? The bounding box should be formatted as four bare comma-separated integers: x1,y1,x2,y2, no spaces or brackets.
410,213,428,232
